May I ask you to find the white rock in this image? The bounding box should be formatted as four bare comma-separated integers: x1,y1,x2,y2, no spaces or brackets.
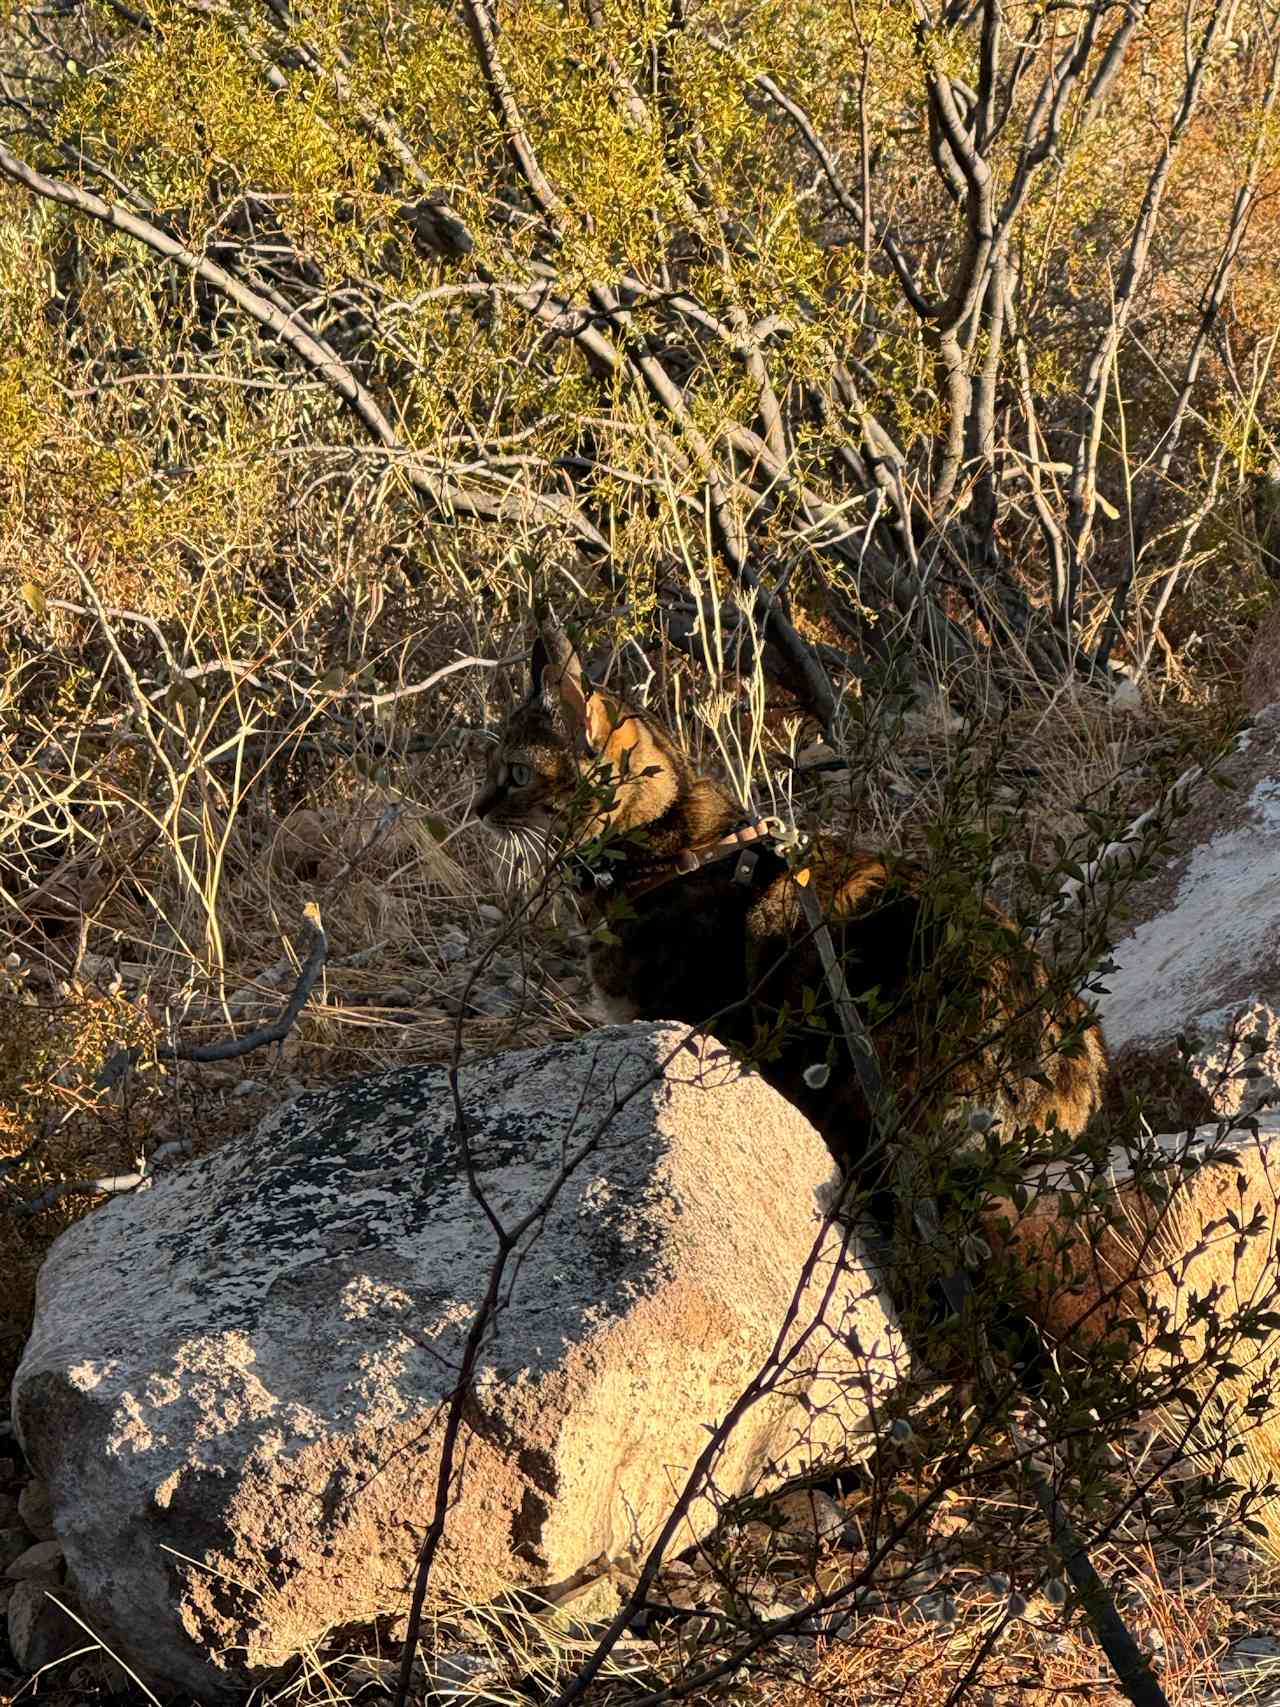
14,1023,905,1698
1098,707,1280,1113
1221,1634,1280,1702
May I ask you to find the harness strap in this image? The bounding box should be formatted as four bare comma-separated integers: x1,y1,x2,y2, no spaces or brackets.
795,870,1157,1704
614,820,779,901
793,877,973,1313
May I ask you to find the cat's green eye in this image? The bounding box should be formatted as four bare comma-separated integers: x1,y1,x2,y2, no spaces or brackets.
509,762,533,787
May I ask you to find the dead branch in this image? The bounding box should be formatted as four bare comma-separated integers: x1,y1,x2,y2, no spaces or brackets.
1064,0,1241,615
93,912,328,1091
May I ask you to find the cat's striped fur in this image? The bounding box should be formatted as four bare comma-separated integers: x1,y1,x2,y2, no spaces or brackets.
475,625,1108,1200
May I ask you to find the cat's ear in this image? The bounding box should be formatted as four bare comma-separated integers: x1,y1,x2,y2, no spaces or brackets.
581,690,616,752
534,615,594,739
529,635,551,700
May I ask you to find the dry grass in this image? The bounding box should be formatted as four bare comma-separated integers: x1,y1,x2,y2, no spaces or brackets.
7,1434,1277,1707
1,535,1211,1386
0,527,1265,1707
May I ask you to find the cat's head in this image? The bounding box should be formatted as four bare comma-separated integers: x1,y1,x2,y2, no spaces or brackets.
474,622,678,846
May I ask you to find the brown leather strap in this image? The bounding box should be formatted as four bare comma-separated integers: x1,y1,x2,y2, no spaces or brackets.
623,821,775,900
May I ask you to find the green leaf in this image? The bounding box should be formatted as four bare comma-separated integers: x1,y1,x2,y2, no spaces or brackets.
20,580,47,619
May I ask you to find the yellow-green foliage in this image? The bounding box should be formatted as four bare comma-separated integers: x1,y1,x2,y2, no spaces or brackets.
0,975,156,1385
0,0,1273,630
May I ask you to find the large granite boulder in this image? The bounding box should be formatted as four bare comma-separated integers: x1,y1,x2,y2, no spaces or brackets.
11,1024,904,1697
997,1114,1280,1515
1098,706,1280,1121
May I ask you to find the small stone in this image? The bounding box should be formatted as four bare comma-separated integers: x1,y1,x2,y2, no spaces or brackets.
1220,1634,1280,1700
5,1539,64,1583
439,938,469,965
0,1528,29,1572
233,1079,267,1098
7,1580,83,1672
17,1480,55,1541
769,1488,855,1549
465,986,517,1017
430,1649,502,1696
914,1591,957,1625
476,903,503,925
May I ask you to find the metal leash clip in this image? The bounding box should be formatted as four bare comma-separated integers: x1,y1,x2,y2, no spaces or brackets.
759,815,806,855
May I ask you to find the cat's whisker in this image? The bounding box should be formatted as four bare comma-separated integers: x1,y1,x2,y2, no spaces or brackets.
507,827,549,894
495,835,515,892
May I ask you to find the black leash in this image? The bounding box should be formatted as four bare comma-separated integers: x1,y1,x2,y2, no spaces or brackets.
790,850,1169,1707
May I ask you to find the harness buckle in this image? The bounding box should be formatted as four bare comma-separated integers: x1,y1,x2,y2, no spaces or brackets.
733,849,759,885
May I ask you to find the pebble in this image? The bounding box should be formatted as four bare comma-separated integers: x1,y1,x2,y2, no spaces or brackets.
477,904,504,925
463,986,518,1018
233,1080,267,1098
426,1649,501,1697
17,1480,54,1541
769,1487,855,1549
911,1591,957,1625
1220,1635,1280,1702
5,1540,64,1583
7,1579,83,1672
0,1528,29,1573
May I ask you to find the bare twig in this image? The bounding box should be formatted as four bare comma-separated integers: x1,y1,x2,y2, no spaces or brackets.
93,912,328,1091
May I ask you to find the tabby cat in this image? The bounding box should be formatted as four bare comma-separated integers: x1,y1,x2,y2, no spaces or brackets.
475,623,1108,1209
